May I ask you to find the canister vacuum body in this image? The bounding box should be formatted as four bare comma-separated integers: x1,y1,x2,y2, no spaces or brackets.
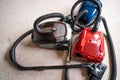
73,28,105,63
78,0,102,25
32,13,72,50
32,21,72,50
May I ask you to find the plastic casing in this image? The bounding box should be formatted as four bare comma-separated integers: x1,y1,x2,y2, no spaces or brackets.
32,21,72,50
73,28,105,63
79,0,102,24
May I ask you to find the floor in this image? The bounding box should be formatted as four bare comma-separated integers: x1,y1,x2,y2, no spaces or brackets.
0,0,120,80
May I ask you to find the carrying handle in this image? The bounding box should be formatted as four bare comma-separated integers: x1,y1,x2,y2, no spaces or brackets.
34,13,65,33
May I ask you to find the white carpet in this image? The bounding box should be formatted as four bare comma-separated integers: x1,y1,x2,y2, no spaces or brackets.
0,0,120,80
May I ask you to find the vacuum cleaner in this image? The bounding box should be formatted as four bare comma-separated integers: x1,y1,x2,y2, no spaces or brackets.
9,0,117,80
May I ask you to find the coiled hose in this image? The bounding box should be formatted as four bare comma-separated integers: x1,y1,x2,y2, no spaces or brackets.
92,16,117,80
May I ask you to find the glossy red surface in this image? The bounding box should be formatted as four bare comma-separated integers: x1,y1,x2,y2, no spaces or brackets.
73,28,105,63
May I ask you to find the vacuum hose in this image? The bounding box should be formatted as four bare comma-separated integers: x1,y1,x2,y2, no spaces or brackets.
92,16,117,80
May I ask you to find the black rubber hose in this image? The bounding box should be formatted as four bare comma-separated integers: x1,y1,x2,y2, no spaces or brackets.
71,10,88,32
34,13,65,33
65,68,70,80
71,0,101,28
10,29,35,70
92,16,117,80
